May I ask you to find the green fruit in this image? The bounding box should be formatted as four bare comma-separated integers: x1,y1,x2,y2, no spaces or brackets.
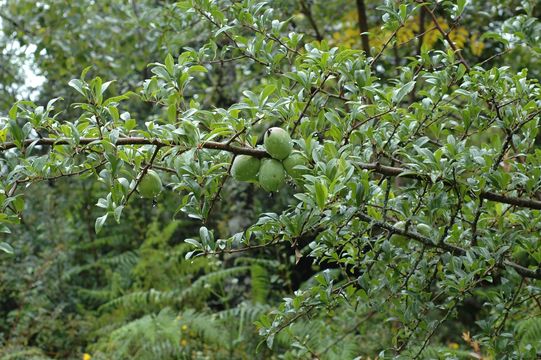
231,155,260,182
139,170,162,198
259,158,285,192
283,152,306,180
264,127,293,160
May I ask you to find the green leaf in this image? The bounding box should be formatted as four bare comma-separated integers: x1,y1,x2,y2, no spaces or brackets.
187,65,208,74
113,206,124,223
95,214,108,234
0,242,14,254
81,65,92,80
167,104,177,122
199,226,210,244
315,181,328,210
165,54,175,75
260,84,276,102
68,79,87,97
185,238,201,248
392,81,415,104
13,196,24,213
108,106,119,122
8,102,18,120
8,120,24,147
103,93,130,107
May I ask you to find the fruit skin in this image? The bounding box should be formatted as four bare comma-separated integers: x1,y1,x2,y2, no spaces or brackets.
258,158,286,192
263,127,293,160
283,152,306,180
139,169,162,198
231,155,260,182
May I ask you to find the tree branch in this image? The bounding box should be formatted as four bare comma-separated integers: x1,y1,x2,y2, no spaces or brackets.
420,2,470,71
299,0,323,41
370,26,401,67
124,145,161,204
357,212,541,279
291,73,331,134
5,138,541,213
417,7,426,55
0,11,35,36
355,0,370,55
354,162,541,211
0,137,270,158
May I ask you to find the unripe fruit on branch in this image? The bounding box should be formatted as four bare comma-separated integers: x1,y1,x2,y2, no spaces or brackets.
264,127,293,160
139,169,162,198
259,158,285,192
283,152,306,180
231,155,260,182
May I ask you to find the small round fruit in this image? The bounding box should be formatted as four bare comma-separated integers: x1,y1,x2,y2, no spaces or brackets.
263,127,293,160
259,158,286,192
139,170,162,198
231,155,260,182
283,152,306,180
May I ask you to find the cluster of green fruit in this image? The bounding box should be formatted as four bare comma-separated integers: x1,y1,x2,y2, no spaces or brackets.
137,127,305,198
231,127,305,192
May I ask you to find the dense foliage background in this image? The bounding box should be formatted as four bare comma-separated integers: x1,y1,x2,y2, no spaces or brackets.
1,0,541,359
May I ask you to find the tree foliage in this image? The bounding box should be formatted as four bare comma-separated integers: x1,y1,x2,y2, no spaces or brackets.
1,0,541,359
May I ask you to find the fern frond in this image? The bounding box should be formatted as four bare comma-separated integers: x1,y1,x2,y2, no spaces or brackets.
78,287,118,304
234,256,281,268
0,346,51,360
419,346,480,359
516,316,541,354
75,234,129,250
98,288,181,312
251,264,270,303
91,308,182,360
216,301,270,322
178,265,250,302
99,266,250,311
63,251,139,281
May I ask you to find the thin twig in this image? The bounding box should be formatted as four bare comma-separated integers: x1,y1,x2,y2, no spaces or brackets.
370,27,401,66
205,156,236,222
6,137,541,213
299,0,323,41
420,2,470,71
291,73,331,133
477,48,512,67
124,145,161,204
357,211,541,279
493,278,525,336
319,311,376,355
